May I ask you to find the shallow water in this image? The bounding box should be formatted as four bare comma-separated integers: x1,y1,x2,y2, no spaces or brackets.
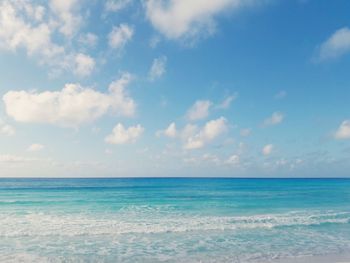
0,178,349,262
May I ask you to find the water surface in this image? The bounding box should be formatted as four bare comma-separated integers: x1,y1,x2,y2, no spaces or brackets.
0,178,349,262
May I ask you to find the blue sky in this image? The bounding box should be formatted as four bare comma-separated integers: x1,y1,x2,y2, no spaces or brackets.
0,0,350,177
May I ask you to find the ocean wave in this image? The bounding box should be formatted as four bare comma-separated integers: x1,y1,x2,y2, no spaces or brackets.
0,210,348,237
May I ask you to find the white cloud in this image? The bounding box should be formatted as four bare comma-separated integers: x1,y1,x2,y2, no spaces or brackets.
180,123,198,139
49,0,82,38
78,33,98,47
186,100,212,121
318,27,350,61
262,144,273,156
185,137,204,150
334,120,350,140
0,1,95,77
0,119,15,136
184,117,228,149
27,144,45,152
3,73,136,127
157,122,177,138
105,0,132,12
74,53,95,76
149,56,167,81
105,123,144,144
144,0,258,41
158,117,228,149
108,23,134,50
23,3,46,22
263,111,284,126
0,1,62,57
216,94,237,109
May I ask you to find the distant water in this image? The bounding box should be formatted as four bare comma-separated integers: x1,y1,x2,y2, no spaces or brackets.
0,178,350,262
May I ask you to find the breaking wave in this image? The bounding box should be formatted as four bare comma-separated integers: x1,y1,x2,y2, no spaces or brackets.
0,210,349,237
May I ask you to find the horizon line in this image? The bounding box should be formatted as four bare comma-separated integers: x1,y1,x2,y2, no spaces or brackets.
0,177,349,179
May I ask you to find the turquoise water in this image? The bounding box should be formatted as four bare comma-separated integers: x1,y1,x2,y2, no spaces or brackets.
0,178,349,262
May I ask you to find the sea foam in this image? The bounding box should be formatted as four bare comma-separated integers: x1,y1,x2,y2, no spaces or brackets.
0,210,348,237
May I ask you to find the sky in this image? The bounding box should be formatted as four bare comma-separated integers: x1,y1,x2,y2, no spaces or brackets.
0,0,350,178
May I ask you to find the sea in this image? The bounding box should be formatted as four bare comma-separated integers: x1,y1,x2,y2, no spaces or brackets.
0,178,349,262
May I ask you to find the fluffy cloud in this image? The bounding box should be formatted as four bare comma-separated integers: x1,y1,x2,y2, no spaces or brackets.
108,23,134,50
158,117,228,149
334,120,350,139
78,33,98,48
263,112,284,126
105,0,132,12
105,123,144,144
186,100,212,121
49,0,82,38
157,122,177,138
3,73,136,127
318,27,350,61
0,119,15,136
0,1,62,56
0,0,95,76
262,144,273,156
184,117,228,149
74,53,95,76
149,56,167,81
179,123,198,141
27,144,45,152
145,0,258,41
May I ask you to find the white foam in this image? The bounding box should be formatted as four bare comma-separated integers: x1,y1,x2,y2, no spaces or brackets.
0,210,348,237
